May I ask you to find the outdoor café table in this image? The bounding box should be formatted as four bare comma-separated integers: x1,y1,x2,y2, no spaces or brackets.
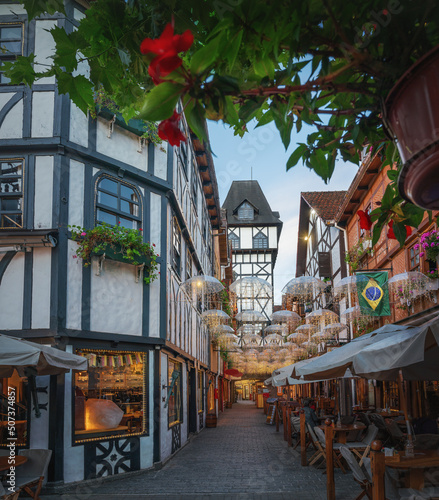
0,455,27,471
318,422,366,444
385,449,439,489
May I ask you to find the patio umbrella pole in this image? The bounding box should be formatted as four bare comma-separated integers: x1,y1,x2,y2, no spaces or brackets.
398,370,413,453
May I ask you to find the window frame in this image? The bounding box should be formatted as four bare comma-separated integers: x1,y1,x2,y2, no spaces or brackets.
172,216,182,277
186,248,193,281
168,358,183,427
238,202,254,221
253,232,268,249
72,348,148,445
0,157,25,229
408,241,421,272
94,174,142,229
0,23,24,85
229,232,240,250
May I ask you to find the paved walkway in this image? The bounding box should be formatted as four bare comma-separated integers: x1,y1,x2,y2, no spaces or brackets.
42,403,359,500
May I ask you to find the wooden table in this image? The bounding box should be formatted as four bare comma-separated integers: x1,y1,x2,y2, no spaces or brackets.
318,423,366,444
0,455,27,471
386,449,439,489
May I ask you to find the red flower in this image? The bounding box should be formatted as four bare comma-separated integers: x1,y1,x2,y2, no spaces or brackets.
139,228,143,231
387,220,396,240
357,210,372,231
387,220,413,240
140,23,193,85
158,110,186,147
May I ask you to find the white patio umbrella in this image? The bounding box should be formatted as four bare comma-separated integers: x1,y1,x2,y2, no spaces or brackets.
292,323,406,380
0,334,88,377
352,316,439,381
0,334,88,418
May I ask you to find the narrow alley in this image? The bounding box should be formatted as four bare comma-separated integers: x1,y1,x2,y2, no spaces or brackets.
44,403,357,500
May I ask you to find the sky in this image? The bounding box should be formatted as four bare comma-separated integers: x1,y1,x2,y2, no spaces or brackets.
207,120,359,304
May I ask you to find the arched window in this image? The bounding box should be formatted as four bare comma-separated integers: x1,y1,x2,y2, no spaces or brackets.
238,202,254,221
253,232,268,249
229,232,239,250
95,176,141,229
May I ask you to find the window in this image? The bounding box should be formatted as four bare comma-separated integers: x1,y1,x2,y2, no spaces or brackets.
253,232,268,249
0,159,23,228
73,349,146,443
186,248,192,281
197,371,204,412
408,243,420,272
172,217,181,276
229,232,239,250
96,176,141,229
168,359,182,426
0,24,23,84
192,167,198,211
0,372,28,448
179,141,188,177
238,202,254,221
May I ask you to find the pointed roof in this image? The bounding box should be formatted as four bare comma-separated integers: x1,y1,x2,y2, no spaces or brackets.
301,191,347,223
222,181,282,225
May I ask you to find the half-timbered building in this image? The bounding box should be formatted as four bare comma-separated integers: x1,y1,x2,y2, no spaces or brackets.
0,1,227,487
222,180,282,320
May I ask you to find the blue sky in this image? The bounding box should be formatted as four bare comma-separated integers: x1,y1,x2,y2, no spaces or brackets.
208,120,358,304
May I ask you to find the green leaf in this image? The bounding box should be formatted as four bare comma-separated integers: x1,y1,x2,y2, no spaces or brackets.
254,56,275,80
224,96,240,127
50,26,78,73
184,100,208,143
381,184,395,210
372,217,386,246
190,34,223,75
57,73,94,114
286,144,307,170
238,99,265,122
387,169,398,181
3,55,37,86
138,82,184,122
393,222,407,247
223,30,243,70
23,0,65,20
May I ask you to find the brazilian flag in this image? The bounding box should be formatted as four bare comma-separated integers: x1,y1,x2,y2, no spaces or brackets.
356,272,391,317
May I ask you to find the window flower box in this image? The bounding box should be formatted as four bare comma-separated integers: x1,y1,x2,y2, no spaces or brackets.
69,223,159,284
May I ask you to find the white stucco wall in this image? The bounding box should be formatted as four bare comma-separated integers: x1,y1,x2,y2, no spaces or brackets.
0,93,23,138
69,104,89,148
0,252,24,329
31,247,51,329
34,156,54,229
154,143,167,180
32,92,54,137
66,239,83,331
34,20,56,84
90,258,143,335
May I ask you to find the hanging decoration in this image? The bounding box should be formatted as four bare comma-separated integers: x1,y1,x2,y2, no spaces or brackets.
305,308,339,326
201,309,230,330
282,276,326,302
388,271,433,309
235,310,268,322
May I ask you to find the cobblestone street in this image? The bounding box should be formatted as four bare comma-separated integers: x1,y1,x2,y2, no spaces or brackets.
43,402,359,500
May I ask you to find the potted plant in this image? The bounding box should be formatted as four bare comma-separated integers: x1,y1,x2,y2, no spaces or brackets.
416,228,439,263
69,223,159,284
7,1,439,242
344,237,373,272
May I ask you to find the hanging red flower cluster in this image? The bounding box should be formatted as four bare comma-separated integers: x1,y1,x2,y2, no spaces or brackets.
387,220,412,240
357,210,372,230
140,23,193,147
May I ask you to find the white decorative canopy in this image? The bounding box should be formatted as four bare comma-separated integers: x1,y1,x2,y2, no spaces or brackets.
179,275,224,298
282,276,327,301
235,310,267,322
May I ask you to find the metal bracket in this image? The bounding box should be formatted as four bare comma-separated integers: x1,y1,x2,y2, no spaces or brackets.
137,137,146,153
96,254,105,276
135,264,145,283
107,115,116,138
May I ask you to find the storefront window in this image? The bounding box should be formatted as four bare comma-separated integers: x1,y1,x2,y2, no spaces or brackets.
168,359,182,426
74,349,146,443
0,372,28,448
197,371,203,412
207,377,215,411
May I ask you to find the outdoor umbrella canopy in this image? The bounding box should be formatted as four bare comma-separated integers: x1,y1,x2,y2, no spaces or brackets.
179,275,224,297
235,310,267,322
0,334,88,377
270,310,301,324
352,316,439,380
292,323,406,380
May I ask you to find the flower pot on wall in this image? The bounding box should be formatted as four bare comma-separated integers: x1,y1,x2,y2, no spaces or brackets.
384,45,439,210
92,243,152,267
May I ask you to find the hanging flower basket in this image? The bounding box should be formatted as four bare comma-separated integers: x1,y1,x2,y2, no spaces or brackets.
383,45,439,210
69,223,159,284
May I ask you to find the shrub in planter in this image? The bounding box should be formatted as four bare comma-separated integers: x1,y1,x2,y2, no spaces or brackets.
417,229,439,263
69,223,159,284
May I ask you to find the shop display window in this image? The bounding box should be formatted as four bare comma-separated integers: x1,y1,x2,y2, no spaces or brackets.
168,359,182,427
0,372,28,448
197,371,203,412
74,349,147,443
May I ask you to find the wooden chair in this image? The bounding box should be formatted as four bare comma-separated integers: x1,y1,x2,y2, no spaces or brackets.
339,445,372,500
16,449,52,500
0,482,20,500
307,424,326,468
314,426,347,473
345,424,378,466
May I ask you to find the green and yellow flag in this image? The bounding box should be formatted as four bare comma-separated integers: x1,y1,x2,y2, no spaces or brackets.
356,271,390,317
